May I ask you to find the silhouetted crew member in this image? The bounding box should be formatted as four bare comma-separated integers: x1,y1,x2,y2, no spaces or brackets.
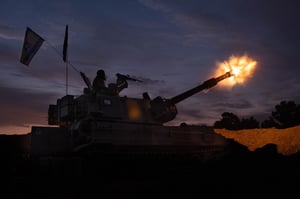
92,69,107,94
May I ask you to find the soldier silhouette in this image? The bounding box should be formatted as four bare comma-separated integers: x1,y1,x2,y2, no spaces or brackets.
92,69,107,94
92,69,130,96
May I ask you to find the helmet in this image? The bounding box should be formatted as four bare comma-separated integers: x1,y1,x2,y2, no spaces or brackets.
97,69,106,80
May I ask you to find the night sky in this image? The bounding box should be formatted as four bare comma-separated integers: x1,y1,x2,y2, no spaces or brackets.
1,0,300,134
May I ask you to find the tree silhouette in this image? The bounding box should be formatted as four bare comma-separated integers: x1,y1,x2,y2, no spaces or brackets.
261,117,279,128
214,112,240,130
240,116,260,129
214,100,300,129
272,100,300,128
214,112,261,130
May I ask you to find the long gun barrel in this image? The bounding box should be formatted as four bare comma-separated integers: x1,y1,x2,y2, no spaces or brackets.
169,72,232,105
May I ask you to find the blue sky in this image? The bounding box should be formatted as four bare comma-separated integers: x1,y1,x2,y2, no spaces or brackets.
1,0,300,134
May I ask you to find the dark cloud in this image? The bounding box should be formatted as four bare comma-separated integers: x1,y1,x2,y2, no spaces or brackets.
140,0,300,65
213,99,253,109
0,24,23,40
0,43,19,62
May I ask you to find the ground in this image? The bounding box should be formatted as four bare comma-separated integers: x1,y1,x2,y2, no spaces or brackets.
1,131,300,198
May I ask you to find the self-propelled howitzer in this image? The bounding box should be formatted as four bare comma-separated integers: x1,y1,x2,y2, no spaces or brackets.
30,71,234,159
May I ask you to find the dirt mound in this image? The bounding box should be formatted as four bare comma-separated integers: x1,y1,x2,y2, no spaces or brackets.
215,125,300,155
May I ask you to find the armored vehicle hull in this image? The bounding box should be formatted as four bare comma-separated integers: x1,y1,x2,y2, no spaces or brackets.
30,124,232,162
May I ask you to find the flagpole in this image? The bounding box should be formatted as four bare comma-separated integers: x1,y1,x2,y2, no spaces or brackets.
63,25,69,95
66,60,68,95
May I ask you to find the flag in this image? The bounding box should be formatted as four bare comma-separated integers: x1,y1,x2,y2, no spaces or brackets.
63,25,68,62
20,27,44,66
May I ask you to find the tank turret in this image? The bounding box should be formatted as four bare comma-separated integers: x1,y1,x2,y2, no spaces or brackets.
48,71,232,127
148,72,231,123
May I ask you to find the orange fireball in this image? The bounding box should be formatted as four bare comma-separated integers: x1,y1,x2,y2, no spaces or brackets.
214,55,257,87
